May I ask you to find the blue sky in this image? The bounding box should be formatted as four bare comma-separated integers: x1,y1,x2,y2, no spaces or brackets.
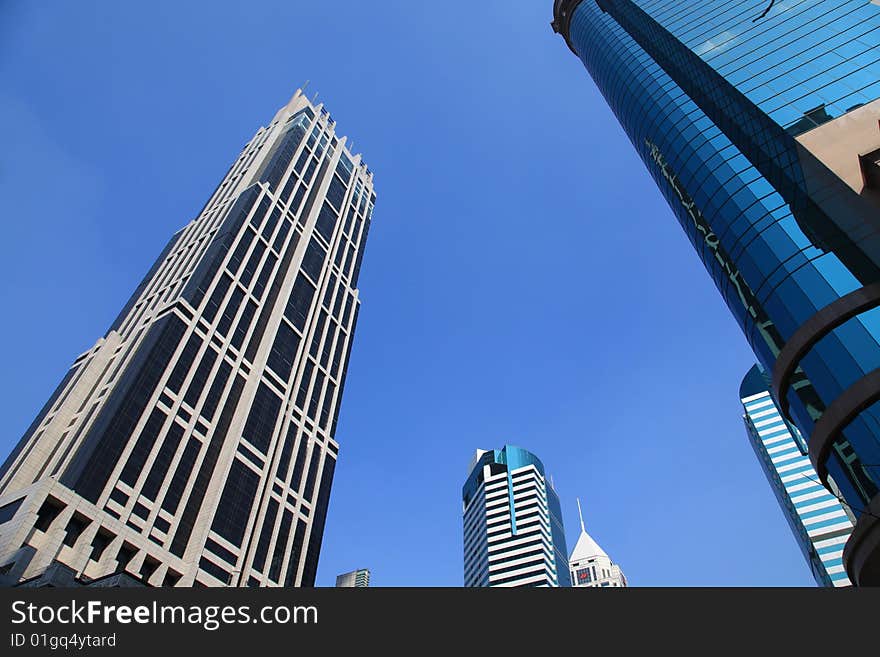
0,1,814,586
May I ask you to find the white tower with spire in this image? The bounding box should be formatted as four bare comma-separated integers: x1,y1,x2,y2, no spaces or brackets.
568,499,627,587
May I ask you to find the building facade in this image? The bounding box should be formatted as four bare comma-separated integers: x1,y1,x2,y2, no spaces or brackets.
568,499,627,587
335,568,370,587
741,365,853,587
552,0,880,584
0,89,375,587
463,446,571,587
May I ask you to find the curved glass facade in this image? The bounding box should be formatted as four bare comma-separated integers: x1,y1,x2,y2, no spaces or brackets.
557,0,880,529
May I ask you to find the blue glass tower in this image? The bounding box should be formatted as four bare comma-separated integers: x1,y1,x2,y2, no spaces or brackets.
552,1,880,584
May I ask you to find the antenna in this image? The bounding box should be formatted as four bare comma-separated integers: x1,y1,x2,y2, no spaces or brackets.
576,497,586,532
302,79,310,92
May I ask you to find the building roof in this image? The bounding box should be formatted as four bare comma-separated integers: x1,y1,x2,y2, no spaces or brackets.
569,498,608,561
569,528,608,561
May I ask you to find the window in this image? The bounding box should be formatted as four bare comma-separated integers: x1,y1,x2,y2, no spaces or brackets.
301,238,326,282
199,557,232,584
34,497,64,532
307,371,325,422
163,569,181,587
293,149,310,175
289,185,307,217
201,361,231,421
141,556,161,582
320,382,336,428
263,207,282,241
276,421,298,481
267,322,301,381
303,448,322,500
210,459,259,546
227,229,255,276
241,383,282,454
240,241,266,288
290,436,310,491
89,529,114,562
304,157,318,184
62,514,91,547
273,221,292,254
268,510,293,582
120,408,167,486
331,335,346,379
204,537,238,566
309,311,328,359
253,254,277,300
0,498,24,525
202,275,232,324
231,300,258,351
301,457,335,586
115,542,137,573
167,333,202,391
252,499,280,573
295,361,315,411
142,422,186,500
285,520,308,586
284,274,317,331
326,176,347,211
316,202,337,243
320,322,337,370
322,273,337,309
336,153,353,177
216,285,245,337
161,437,200,514
183,349,218,409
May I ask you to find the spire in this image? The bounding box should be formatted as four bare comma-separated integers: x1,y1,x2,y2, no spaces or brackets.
569,496,608,561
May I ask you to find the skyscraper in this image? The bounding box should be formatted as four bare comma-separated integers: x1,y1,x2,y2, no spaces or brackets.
0,89,374,587
552,0,880,585
335,568,370,587
568,499,627,587
741,365,853,587
463,446,571,587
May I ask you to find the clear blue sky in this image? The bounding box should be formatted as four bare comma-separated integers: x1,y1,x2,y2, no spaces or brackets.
0,1,814,586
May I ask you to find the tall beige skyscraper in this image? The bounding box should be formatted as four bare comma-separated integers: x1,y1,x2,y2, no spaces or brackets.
0,89,374,587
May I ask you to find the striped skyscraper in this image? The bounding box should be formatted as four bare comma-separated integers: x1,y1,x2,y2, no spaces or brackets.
741,365,853,587
0,89,374,587
463,446,571,588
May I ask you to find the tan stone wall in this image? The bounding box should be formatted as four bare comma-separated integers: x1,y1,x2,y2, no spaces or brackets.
795,99,880,208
